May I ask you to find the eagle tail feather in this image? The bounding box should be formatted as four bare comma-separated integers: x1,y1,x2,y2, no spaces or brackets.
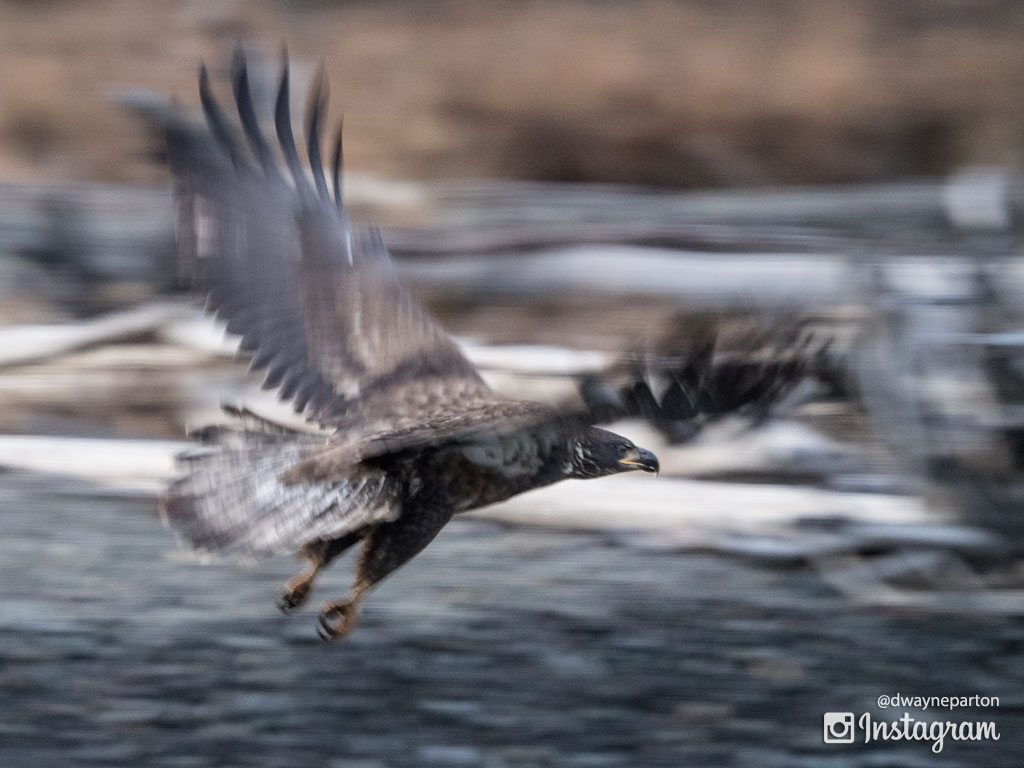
161,423,387,558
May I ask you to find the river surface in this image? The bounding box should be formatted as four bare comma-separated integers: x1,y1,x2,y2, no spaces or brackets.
0,471,1019,767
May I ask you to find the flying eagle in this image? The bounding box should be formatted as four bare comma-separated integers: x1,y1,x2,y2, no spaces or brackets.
142,50,811,640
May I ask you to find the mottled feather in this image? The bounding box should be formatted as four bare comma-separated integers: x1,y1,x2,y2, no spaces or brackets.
163,423,400,556
153,54,490,428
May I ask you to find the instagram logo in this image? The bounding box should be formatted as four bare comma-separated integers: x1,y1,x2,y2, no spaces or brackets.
823,712,856,744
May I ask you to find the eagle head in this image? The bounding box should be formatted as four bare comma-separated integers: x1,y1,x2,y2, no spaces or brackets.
568,427,660,479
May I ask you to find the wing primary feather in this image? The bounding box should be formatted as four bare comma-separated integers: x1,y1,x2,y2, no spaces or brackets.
274,54,312,196
304,63,331,201
262,367,287,390
238,330,262,353
213,298,250,324
291,376,322,413
330,117,344,210
224,311,258,337
198,62,246,170
263,347,306,382
249,345,278,371
278,370,305,401
230,46,277,173
154,52,498,436
262,354,300,389
306,382,340,416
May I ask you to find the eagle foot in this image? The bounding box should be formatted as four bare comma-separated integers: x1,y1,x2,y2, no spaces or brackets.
317,601,359,642
277,580,313,613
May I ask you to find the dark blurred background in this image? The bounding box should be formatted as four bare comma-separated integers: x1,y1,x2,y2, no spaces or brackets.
1,2,1023,767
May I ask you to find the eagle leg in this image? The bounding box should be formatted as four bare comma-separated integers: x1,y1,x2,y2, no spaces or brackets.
318,590,364,641
278,567,318,613
278,531,363,613
317,502,454,641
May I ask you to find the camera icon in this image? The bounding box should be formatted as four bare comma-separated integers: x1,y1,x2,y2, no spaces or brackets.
823,712,856,744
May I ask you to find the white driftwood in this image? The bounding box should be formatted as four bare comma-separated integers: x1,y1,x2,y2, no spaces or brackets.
0,433,926,527
1,433,998,564
0,435,185,493
470,474,933,534
0,302,189,368
0,343,244,420
157,314,241,356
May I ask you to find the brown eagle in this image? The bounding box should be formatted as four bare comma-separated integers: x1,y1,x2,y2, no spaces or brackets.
141,50,809,640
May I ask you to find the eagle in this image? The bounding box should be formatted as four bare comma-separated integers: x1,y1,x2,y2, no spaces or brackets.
140,50,811,640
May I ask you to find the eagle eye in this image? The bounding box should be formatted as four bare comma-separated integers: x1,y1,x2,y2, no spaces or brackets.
617,444,630,457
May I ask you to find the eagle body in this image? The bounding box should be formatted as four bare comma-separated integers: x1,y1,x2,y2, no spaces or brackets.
392,424,574,514
170,409,578,558
145,50,806,640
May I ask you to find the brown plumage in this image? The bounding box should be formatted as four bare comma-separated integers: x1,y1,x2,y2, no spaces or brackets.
140,49,811,640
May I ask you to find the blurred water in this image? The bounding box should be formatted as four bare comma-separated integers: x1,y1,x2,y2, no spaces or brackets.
0,471,1019,767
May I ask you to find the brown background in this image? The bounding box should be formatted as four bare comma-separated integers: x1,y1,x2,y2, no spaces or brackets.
1,0,1023,188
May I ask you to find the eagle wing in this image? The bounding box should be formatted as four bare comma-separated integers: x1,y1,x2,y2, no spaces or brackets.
282,315,826,485
149,51,490,428
577,311,831,442
145,52,518,555
148,52,829,550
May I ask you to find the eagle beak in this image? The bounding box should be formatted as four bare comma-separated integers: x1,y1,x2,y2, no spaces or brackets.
619,447,660,476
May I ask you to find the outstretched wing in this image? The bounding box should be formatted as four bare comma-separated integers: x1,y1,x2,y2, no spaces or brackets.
579,311,833,441
138,50,830,490
283,316,829,484
140,50,490,427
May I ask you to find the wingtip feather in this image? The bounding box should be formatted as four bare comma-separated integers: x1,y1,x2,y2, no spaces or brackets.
274,53,309,194
198,61,246,167
230,46,276,172
305,62,331,201
330,117,345,210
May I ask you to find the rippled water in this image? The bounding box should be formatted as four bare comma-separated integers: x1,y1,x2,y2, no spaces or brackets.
0,471,1019,767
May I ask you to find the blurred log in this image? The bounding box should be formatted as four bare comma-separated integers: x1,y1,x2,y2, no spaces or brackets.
399,247,851,305
0,172,1020,544
0,302,189,368
0,183,174,286
409,172,1021,256
2,432,1007,573
0,433,939,544
0,435,182,493
0,172,1017,312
